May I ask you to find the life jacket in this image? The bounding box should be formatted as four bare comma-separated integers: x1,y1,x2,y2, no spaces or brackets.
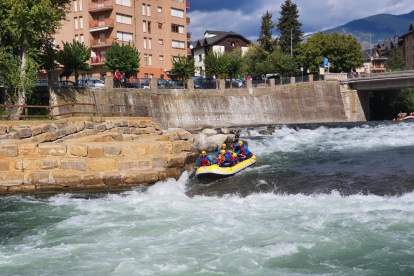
217,153,225,164
199,156,210,166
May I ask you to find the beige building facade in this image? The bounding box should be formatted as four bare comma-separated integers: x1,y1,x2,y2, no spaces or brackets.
400,23,414,70
53,0,190,80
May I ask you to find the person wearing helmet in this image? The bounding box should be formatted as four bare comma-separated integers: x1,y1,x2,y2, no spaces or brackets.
218,149,233,167
236,140,253,160
216,143,227,157
231,152,239,165
197,151,212,167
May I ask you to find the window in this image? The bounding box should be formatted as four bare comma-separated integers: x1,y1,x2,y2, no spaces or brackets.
74,17,78,29
143,21,146,32
142,4,145,16
80,34,84,43
147,5,151,16
172,0,183,2
158,7,162,13
143,37,147,49
74,0,77,12
171,8,184,18
172,40,185,49
148,38,152,50
144,73,149,78
231,41,235,47
75,35,79,41
144,54,148,66
79,0,82,11
116,0,131,7
116,14,132,24
149,55,152,66
148,21,151,33
79,16,83,29
199,55,202,62
159,39,163,45
117,31,133,42
150,74,153,78
171,24,184,34
158,23,162,29
159,55,164,61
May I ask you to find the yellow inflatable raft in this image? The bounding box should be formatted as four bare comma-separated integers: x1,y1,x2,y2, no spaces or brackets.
196,156,257,179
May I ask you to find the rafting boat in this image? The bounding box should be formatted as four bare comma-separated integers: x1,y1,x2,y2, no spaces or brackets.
394,116,414,121
196,156,257,180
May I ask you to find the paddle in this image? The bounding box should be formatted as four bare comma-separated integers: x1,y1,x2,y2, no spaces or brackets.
253,157,262,162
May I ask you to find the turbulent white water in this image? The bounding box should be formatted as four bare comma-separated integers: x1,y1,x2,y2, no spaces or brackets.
1,122,414,275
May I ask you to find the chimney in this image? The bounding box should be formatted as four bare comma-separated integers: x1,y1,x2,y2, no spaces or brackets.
394,35,399,44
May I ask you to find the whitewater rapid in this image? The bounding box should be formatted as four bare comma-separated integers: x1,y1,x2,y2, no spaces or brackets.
1,122,414,275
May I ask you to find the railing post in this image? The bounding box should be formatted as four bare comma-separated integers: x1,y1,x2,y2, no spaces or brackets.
93,104,97,117
50,106,53,120
112,105,115,116
309,75,314,82
128,105,132,116
290,77,295,86
71,104,75,117
25,106,28,120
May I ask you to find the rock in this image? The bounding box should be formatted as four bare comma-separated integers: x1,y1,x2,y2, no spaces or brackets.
0,145,18,157
0,125,7,135
31,126,43,136
88,147,104,158
69,145,88,157
159,169,181,181
207,134,228,149
166,153,187,168
258,129,275,135
26,172,51,185
103,172,122,186
226,134,236,143
221,128,230,134
14,158,40,171
8,184,36,192
193,133,217,152
65,125,77,135
88,159,115,171
59,158,87,171
0,160,9,171
81,173,104,186
118,160,151,171
18,143,38,155
86,122,94,129
41,158,58,170
202,128,218,137
51,172,81,186
17,128,32,139
104,146,121,157
122,171,159,185
38,144,66,156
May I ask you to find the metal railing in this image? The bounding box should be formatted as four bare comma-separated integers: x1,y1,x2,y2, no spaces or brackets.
89,18,114,28
0,103,148,120
347,70,414,80
88,0,114,11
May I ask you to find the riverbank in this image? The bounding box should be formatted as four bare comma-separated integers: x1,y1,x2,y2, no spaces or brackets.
0,117,200,196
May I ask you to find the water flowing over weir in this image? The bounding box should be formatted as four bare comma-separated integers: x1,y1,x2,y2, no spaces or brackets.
2,122,414,275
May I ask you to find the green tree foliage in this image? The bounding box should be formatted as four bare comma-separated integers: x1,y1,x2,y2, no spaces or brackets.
267,48,298,76
276,0,304,55
298,32,364,73
259,11,276,53
224,47,243,81
56,40,91,86
171,55,196,83
104,42,141,78
0,0,70,116
386,47,407,71
242,44,270,76
204,49,227,79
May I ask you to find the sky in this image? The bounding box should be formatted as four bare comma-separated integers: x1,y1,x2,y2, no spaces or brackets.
187,0,414,41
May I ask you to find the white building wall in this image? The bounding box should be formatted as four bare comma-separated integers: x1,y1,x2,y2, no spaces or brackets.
194,47,205,77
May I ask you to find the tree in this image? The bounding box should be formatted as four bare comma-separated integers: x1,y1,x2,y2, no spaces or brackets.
204,49,227,79
171,55,196,83
56,40,92,86
0,0,70,117
224,47,243,82
258,11,276,53
386,47,407,71
297,32,364,73
268,48,298,77
104,42,140,78
242,44,270,76
276,0,304,55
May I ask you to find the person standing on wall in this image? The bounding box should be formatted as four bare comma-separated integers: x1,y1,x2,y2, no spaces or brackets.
113,69,121,88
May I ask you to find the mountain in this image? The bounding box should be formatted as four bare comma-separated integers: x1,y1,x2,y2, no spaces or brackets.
321,10,414,47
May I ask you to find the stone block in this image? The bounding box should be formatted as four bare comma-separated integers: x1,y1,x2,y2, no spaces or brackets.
153,123,163,131
144,144,161,156
121,145,145,158
38,144,66,156
118,160,151,171
88,147,104,158
81,173,104,186
14,158,40,171
69,145,88,157
122,127,131,134
31,126,43,136
76,122,85,132
103,172,122,186
137,120,149,128
0,160,9,171
0,145,18,157
41,158,58,170
49,131,59,141
152,157,167,168
8,184,36,192
159,169,181,181
59,158,87,171
34,133,47,143
86,121,95,129
96,124,107,132
121,121,128,127
122,171,159,185
18,143,38,155
17,128,32,138
146,127,155,134
85,130,94,136
4,173,24,185
65,125,77,135
172,141,191,153
0,125,7,135
0,185,8,193
104,146,121,157
51,172,81,186
88,159,115,171
167,153,187,168
11,132,21,139
112,134,123,141
123,135,133,141
160,142,173,155
26,172,51,185
101,135,113,142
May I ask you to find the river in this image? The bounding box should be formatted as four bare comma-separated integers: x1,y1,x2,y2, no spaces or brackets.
1,121,414,275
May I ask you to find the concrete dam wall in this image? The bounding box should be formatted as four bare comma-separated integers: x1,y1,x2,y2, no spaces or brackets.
51,81,367,130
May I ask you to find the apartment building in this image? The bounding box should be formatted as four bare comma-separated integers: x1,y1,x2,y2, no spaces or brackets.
53,0,190,80
400,23,414,70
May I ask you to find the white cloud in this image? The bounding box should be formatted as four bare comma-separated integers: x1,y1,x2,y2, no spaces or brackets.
188,0,414,41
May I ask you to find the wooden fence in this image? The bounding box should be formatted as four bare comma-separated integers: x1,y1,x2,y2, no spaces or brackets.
0,103,149,120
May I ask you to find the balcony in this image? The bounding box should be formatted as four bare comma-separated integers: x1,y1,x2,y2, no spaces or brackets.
186,17,190,25
88,0,114,12
91,38,115,48
186,1,190,9
89,18,115,31
187,32,191,39
90,55,106,65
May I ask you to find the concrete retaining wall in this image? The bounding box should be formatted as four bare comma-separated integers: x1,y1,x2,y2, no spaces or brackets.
51,81,367,130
